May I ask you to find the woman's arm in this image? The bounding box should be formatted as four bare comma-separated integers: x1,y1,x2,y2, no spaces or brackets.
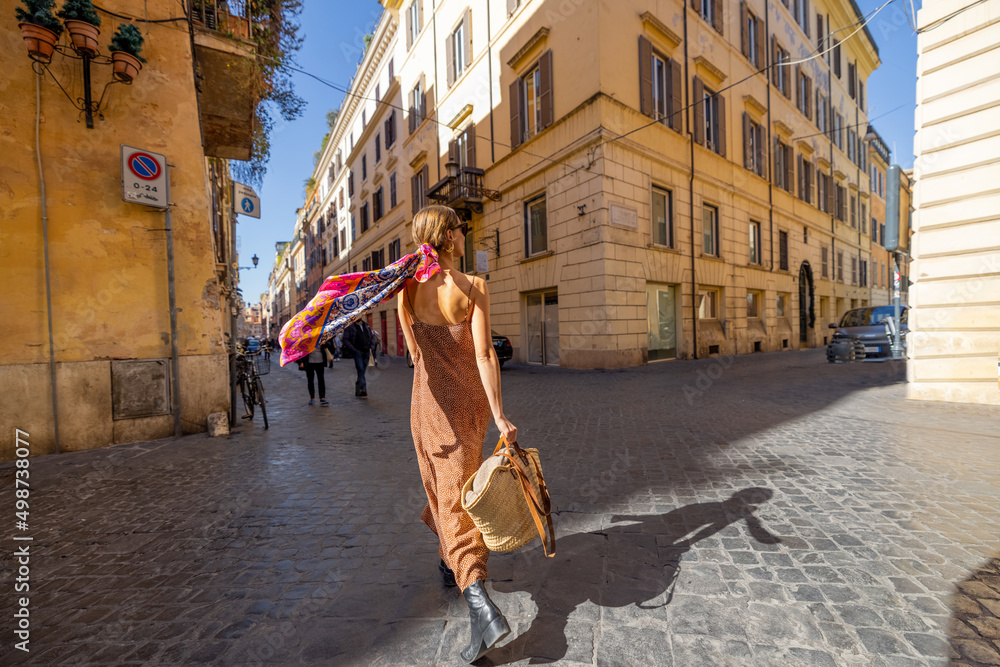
398,282,419,365
470,278,517,443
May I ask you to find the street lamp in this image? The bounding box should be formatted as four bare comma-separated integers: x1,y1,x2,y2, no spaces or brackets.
236,254,259,271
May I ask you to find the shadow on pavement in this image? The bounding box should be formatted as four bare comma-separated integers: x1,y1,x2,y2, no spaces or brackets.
949,554,1000,665
481,488,780,665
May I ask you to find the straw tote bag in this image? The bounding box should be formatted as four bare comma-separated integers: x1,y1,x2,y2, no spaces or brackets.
461,436,555,557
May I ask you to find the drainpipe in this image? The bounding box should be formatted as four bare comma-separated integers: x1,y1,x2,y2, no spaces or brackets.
487,3,495,164
827,17,836,290
683,4,697,360
36,72,60,454
431,0,441,182
165,165,182,437
765,0,774,274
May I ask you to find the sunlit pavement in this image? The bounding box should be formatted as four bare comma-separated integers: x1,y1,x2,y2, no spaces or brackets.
2,349,999,666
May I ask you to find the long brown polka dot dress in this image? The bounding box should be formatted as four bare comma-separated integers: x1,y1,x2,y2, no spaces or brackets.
407,280,490,591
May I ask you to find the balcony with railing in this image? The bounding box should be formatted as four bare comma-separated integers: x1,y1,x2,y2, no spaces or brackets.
426,164,501,219
189,1,258,160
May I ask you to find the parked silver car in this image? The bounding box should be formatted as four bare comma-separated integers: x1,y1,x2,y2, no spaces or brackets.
826,305,909,363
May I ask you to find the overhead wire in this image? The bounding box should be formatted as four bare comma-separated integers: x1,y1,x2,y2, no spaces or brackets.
253,0,893,192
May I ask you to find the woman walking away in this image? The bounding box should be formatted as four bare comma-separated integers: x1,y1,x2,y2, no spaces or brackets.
297,344,329,406
399,205,518,663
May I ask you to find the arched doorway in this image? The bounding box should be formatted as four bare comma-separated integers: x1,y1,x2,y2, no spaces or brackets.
798,261,815,345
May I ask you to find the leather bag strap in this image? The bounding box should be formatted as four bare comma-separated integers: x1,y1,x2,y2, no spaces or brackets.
493,436,556,557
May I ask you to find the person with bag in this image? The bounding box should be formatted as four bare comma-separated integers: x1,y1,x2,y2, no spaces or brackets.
398,205,517,664
296,344,329,406
341,320,371,397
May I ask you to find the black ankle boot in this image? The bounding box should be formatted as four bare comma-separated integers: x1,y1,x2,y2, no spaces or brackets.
439,559,457,588
460,581,510,663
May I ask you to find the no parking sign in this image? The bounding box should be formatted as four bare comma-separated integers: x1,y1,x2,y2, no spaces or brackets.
121,145,167,208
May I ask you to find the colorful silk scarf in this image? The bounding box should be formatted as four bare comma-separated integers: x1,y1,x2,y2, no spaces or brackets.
279,244,442,366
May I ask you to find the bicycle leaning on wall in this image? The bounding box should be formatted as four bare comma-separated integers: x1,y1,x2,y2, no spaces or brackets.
233,345,269,429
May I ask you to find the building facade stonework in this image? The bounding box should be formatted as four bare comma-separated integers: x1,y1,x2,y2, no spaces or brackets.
909,0,1000,405
284,0,883,369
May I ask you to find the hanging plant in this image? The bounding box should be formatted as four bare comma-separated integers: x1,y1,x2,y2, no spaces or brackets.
58,0,101,56
15,0,63,62
56,0,100,25
108,23,145,83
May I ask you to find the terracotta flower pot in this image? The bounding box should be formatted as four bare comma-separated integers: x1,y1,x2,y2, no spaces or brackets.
18,22,59,64
111,51,142,84
64,19,100,57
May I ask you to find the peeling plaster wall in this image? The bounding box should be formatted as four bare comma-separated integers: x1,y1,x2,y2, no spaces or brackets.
0,1,228,458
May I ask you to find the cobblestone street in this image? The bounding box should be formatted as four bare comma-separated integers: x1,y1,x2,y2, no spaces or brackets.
2,350,1000,666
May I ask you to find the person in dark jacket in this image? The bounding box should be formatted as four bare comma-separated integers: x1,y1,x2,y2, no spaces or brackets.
297,344,330,406
342,320,372,397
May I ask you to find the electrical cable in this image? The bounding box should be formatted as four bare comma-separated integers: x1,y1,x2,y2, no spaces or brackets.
917,0,989,33
790,101,909,141
251,0,894,195
93,3,188,23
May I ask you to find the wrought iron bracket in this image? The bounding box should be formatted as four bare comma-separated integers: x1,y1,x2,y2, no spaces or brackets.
31,45,125,129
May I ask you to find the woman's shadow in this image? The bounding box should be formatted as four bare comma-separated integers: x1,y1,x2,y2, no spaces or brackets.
485,488,780,664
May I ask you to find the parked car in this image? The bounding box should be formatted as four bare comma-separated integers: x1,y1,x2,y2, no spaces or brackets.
246,337,261,353
826,305,909,363
492,331,513,367
405,330,513,368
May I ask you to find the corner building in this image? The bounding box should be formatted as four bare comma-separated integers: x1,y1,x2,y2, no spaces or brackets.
310,0,879,368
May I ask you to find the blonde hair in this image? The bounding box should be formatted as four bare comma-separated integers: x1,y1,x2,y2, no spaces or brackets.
411,205,460,250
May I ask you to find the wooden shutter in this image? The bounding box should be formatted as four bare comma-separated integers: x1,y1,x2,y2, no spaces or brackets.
816,14,823,48
411,173,419,215
509,79,523,148
740,1,749,58
717,93,726,157
417,0,423,32
539,50,554,130
757,125,767,177
693,77,704,146
408,89,416,134
755,16,765,70
743,112,751,169
797,154,804,199
784,145,794,192
805,76,812,119
803,0,810,37
639,35,653,117
795,66,801,111
774,138,781,184
691,0,699,9
448,138,457,163
712,0,724,34
446,30,455,88
670,59,683,131
826,175,834,213
507,0,518,15
466,122,477,168
406,2,413,50
420,74,427,118
771,37,778,86
421,164,429,208
463,10,472,68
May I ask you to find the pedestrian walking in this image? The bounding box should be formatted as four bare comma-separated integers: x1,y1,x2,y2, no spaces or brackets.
276,205,518,662
399,205,517,663
297,344,329,406
341,320,371,397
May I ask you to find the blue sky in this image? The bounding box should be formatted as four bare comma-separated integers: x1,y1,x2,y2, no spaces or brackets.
236,0,919,306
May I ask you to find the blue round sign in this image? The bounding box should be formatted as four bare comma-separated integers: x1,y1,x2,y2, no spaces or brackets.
127,152,160,181
241,198,255,213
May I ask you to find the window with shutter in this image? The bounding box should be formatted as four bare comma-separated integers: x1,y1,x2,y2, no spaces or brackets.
779,231,788,271
821,246,828,278
390,173,397,208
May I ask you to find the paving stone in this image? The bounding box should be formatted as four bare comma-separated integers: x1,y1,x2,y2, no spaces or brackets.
2,351,1000,665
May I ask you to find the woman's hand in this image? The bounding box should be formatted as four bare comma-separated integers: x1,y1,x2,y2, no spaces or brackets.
495,416,517,444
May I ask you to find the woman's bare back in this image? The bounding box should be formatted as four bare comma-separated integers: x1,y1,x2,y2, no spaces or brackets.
407,270,475,325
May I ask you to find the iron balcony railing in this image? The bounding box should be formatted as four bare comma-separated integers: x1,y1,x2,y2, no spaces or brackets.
426,167,501,212
189,1,254,40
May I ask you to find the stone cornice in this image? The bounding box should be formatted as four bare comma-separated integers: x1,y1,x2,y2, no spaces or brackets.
640,12,681,50
507,26,549,71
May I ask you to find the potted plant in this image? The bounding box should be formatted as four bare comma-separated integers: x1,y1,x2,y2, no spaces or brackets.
57,0,101,57
15,0,63,63
108,23,145,83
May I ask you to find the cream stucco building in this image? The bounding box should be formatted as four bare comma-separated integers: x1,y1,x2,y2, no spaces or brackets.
287,0,882,369
909,0,1000,405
